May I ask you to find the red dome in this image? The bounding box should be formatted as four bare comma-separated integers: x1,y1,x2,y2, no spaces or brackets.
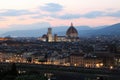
66,23,78,37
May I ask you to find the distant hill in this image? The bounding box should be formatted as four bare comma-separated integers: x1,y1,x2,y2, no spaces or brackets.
1,23,120,37
1,26,92,37
88,23,120,36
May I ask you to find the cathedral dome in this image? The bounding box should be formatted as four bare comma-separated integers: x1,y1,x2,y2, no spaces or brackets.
66,23,78,37
42,34,47,38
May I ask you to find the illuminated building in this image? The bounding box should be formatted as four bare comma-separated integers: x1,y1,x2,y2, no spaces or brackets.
0,37,11,41
41,23,80,42
0,53,26,63
54,34,58,42
114,54,120,67
66,23,80,42
70,53,84,67
83,57,103,68
47,28,53,42
69,53,103,68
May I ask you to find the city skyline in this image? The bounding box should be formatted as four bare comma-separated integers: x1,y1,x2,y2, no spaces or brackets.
0,0,120,33
0,1,120,79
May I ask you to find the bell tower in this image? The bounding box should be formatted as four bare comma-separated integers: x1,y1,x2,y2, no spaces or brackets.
47,27,52,42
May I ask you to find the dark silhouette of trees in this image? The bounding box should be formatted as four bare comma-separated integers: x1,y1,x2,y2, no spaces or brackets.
10,63,18,76
1,63,18,80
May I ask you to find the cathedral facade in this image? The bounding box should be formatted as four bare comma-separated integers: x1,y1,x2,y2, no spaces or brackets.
40,23,80,42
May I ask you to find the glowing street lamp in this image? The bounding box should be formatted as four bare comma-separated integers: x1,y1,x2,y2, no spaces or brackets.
74,64,77,66
110,66,113,69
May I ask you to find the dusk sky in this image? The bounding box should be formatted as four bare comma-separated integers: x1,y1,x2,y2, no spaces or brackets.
0,0,120,33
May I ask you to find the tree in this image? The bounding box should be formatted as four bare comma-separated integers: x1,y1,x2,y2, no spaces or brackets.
10,63,18,76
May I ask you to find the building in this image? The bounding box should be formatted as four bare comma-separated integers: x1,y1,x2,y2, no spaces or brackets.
0,53,26,63
66,23,80,42
0,37,11,41
69,53,103,68
70,53,84,67
41,23,80,42
114,54,120,67
47,28,53,42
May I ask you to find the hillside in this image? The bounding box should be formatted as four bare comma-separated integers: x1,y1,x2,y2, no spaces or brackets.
1,26,91,37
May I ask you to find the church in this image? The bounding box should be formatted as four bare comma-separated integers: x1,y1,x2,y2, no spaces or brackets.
40,23,80,42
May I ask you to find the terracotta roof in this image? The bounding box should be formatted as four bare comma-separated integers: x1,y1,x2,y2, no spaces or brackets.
66,23,78,36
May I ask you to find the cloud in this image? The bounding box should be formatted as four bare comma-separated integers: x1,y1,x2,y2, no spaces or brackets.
50,11,105,19
8,22,51,31
30,13,81,20
0,9,35,16
54,14,81,20
2,7,119,21
105,10,120,17
83,10,120,18
29,9,120,20
48,11,104,20
41,3,63,12
31,14,45,19
83,11,104,18
0,17,6,21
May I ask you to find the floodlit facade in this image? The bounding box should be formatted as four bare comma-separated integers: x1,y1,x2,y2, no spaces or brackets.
41,23,80,42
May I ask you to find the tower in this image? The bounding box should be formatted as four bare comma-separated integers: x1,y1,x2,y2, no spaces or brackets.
54,34,58,42
47,28,52,42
